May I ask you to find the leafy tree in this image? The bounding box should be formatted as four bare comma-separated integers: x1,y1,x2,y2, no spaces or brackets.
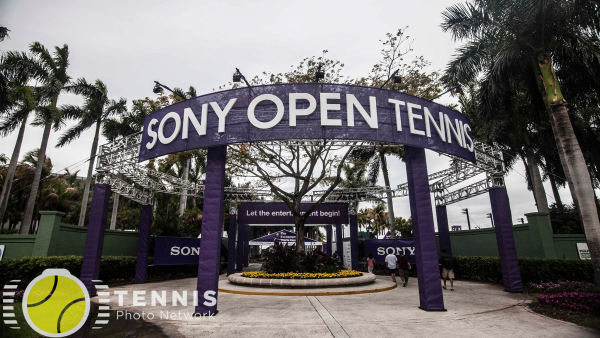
395,216,413,238
351,28,443,237
57,79,127,227
441,0,600,286
2,42,71,233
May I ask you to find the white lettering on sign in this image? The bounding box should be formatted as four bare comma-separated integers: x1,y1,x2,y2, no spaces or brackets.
377,246,416,256
144,92,474,154
170,246,201,256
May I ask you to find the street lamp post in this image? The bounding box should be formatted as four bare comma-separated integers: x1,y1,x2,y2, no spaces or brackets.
461,208,471,230
486,213,495,227
153,81,187,101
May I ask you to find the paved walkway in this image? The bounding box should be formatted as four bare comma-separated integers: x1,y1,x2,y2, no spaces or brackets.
97,272,599,338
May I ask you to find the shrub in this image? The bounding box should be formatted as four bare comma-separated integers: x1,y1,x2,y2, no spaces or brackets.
0,255,226,288
262,244,340,273
453,256,595,284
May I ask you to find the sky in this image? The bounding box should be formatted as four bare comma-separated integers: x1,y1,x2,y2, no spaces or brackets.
0,0,575,232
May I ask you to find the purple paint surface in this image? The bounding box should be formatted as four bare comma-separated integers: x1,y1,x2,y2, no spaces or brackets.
195,146,227,315
227,213,237,276
436,205,453,257
134,204,153,283
237,202,348,225
405,146,445,311
139,84,475,163
489,187,524,292
80,184,111,297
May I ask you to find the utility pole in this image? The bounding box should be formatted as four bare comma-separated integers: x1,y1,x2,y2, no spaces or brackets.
487,213,495,227
462,208,471,230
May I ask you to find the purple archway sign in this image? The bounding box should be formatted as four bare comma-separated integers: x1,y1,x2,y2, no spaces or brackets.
227,208,237,276
130,83,482,314
489,187,523,292
80,184,111,296
405,146,446,311
436,205,453,257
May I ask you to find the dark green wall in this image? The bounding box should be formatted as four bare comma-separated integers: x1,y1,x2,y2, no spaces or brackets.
0,235,36,259
552,234,587,260
55,224,139,256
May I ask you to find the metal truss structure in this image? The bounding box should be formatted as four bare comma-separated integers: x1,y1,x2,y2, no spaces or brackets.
96,133,507,207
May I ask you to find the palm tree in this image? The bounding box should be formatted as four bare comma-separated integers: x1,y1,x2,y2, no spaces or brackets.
350,146,403,237
0,71,38,225
441,0,600,286
57,79,127,227
2,42,71,233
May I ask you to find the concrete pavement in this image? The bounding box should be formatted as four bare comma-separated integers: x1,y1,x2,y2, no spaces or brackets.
96,273,599,337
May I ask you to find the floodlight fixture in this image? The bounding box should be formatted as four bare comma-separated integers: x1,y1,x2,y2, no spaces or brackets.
380,69,401,88
233,68,251,87
315,64,325,82
153,83,164,94
153,81,186,101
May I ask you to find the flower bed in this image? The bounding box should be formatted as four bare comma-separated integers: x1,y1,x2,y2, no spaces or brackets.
241,270,362,279
536,292,600,314
528,281,598,294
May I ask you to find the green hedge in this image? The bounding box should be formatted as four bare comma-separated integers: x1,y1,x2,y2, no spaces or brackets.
453,256,595,284
0,255,226,288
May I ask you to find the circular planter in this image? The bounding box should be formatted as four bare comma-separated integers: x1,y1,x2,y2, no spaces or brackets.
227,273,376,288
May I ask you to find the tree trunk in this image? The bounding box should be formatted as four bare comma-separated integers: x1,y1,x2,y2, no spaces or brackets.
520,155,538,206
535,55,600,287
525,147,549,213
0,113,29,224
294,213,305,252
78,121,101,227
548,174,563,208
547,102,600,286
21,120,52,234
379,152,396,238
179,158,190,217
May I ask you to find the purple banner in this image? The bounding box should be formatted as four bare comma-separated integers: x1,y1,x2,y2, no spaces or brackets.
153,236,201,266
139,84,475,163
238,202,348,225
365,239,417,265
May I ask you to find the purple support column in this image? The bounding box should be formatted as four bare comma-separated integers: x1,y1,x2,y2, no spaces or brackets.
80,184,111,297
436,205,453,257
336,223,344,266
489,187,523,292
236,222,244,271
244,225,250,267
405,146,446,311
326,225,332,256
195,146,226,315
134,204,153,284
349,212,359,271
227,208,237,276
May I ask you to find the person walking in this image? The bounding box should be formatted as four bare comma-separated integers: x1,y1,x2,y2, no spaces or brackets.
440,248,455,291
367,253,375,274
384,252,398,283
397,251,411,287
